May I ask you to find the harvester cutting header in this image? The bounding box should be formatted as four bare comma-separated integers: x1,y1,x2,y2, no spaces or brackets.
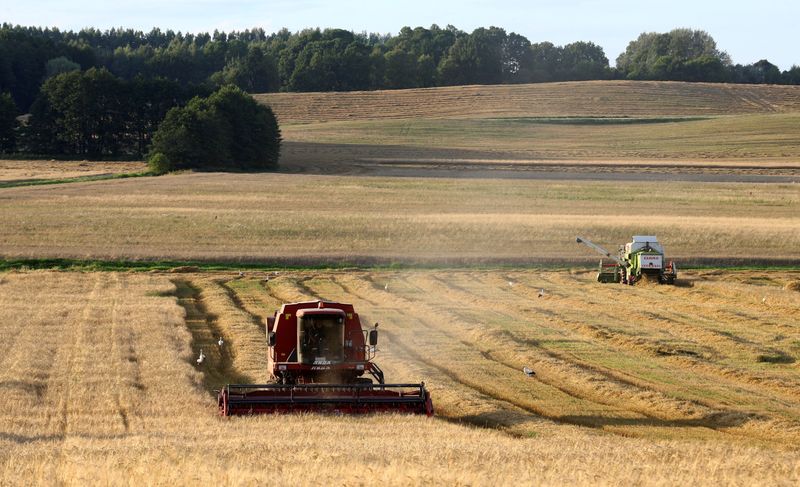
218,300,434,416
576,235,677,285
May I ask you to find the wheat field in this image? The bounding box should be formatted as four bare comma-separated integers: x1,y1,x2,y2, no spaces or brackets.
256,80,800,124
0,172,798,264
0,160,146,183
1,270,799,485
2,79,800,485
279,113,800,164
255,80,800,176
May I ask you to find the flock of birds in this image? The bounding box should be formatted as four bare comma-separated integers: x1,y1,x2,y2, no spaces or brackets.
197,271,282,365
196,336,225,365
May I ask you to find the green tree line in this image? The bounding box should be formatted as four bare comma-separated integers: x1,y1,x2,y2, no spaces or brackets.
1,24,798,161
20,68,207,157
3,24,798,111
3,67,281,171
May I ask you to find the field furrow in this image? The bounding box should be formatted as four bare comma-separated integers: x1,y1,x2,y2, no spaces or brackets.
2,271,800,485
330,274,737,440
295,275,615,433
427,271,800,422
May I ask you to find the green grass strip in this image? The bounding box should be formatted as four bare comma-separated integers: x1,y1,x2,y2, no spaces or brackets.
488,116,710,125
0,171,154,189
0,258,797,273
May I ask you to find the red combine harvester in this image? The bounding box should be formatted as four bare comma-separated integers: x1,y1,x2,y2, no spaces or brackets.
218,300,434,416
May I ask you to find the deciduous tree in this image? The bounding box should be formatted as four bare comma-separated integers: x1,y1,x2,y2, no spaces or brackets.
149,85,280,172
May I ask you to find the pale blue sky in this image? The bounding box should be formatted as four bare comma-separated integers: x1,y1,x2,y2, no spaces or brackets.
2,0,797,69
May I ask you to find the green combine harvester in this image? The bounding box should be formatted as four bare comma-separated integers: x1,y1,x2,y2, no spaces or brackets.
576,235,677,285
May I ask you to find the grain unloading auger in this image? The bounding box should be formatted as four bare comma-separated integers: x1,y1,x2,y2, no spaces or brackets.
218,300,434,416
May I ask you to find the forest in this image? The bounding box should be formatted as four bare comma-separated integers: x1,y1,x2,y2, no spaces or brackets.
1,24,798,158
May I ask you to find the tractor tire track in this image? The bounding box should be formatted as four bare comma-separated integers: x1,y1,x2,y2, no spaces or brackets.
495,273,800,406
379,272,800,442
305,276,621,434
332,274,746,440
0,273,59,429
219,280,267,335
397,274,709,417
109,274,130,433
172,279,254,393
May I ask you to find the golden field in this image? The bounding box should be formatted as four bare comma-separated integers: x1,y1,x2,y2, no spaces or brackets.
256,80,800,124
0,270,799,485
2,80,800,485
279,113,800,166
0,172,798,264
0,160,146,183
257,80,800,173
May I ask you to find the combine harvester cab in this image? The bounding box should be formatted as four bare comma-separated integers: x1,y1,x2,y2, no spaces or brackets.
218,300,434,416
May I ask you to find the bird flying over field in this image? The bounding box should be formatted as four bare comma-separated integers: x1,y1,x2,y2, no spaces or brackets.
523,367,535,377
197,349,205,365
218,337,224,347
384,283,389,291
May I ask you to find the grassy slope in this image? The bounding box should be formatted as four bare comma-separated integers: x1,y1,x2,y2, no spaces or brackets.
281,113,800,162
255,80,800,123
256,80,800,165
0,160,148,184
2,82,799,265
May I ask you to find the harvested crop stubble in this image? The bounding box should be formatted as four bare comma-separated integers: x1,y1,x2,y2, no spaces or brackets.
256,81,800,124
0,160,146,182
225,270,800,444
0,173,798,264
1,271,800,485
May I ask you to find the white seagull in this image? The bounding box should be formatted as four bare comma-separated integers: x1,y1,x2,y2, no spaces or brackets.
218,337,224,347
196,349,205,365
384,283,389,291
538,288,545,298
523,367,535,377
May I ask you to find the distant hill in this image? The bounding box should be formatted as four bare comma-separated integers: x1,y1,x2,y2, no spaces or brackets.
255,80,800,125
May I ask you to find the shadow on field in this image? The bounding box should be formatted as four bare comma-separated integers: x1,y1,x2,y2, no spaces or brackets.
279,141,800,183
437,411,543,437
559,411,760,430
172,279,254,395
